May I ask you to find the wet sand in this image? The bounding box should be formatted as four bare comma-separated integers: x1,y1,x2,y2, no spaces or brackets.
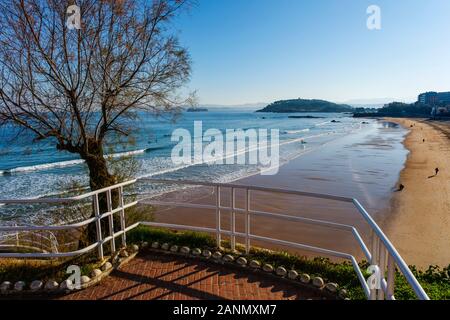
384,118,450,268
147,121,408,262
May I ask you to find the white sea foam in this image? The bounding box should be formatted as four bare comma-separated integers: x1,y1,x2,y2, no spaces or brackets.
314,121,330,127
283,129,310,134
0,149,146,175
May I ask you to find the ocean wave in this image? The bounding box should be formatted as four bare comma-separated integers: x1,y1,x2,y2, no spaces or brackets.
314,121,330,127
283,129,310,134
0,149,146,175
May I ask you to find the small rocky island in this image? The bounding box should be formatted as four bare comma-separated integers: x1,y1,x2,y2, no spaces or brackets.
256,99,354,113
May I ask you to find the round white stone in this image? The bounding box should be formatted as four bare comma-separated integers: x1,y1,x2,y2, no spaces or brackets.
0,281,11,293
276,266,287,277
14,281,25,292
325,282,338,293
151,242,160,249
80,276,91,284
262,264,274,273
30,280,43,291
202,250,212,258
339,288,348,299
59,279,74,291
223,254,234,262
180,246,190,254
288,270,298,280
236,257,247,266
300,274,311,284
312,277,324,288
91,269,102,278
161,243,170,250
44,280,59,291
131,244,139,252
101,262,113,272
170,245,179,252
192,248,202,256
249,260,261,268
141,242,149,248
212,251,222,259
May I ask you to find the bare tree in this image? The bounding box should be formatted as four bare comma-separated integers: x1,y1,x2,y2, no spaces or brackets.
0,0,193,192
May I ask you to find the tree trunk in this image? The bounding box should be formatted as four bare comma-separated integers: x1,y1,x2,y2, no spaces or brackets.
80,143,118,251
85,155,116,192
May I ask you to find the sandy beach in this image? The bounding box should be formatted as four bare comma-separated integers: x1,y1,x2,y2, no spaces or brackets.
384,118,450,268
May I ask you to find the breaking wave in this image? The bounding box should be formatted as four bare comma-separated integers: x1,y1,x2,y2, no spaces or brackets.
0,149,146,175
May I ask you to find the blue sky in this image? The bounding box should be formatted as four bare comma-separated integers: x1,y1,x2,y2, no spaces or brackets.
174,0,450,105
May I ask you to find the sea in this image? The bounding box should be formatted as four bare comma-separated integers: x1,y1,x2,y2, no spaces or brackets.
0,108,408,225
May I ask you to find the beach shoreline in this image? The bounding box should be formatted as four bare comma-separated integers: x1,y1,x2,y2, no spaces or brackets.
384,118,450,268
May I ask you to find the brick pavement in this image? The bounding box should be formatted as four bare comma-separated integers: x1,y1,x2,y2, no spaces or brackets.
58,252,329,300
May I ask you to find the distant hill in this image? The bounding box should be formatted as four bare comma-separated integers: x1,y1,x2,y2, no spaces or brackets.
256,99,354,113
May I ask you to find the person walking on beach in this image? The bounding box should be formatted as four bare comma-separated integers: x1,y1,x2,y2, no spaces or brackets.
435,168,439,176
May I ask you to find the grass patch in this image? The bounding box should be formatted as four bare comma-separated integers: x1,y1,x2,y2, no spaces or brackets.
0,253,102,284
127,226,216,248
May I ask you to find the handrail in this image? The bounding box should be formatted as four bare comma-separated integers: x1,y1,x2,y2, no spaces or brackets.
0,201,137,232
352,199,429,300
0,178,429,300
140,178,355,203
141,199,372,262
0,179,136,204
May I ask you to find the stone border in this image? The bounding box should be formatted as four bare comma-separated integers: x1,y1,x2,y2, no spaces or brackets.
147,242,349,300
0,245,140,298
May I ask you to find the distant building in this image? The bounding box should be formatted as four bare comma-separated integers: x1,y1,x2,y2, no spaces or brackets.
437,92,450,104
418,91,450,105
418,92,438,105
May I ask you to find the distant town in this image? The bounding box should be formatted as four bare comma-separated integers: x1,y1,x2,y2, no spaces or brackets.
353,91,450,118
418,92,450,116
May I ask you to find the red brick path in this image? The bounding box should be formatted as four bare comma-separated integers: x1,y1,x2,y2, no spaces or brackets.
58,252,327,300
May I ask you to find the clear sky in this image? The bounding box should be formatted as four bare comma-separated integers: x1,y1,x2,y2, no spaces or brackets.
174,0,450,105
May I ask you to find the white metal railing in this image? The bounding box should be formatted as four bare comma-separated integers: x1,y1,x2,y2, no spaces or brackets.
0,178,429,300
0,179,137,259
0,229,59,253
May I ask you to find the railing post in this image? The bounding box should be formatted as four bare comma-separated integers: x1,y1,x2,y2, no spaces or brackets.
230,187,236,252
245,188,250,254
377,244,386,300
93,194,104,260
106,189,116,253
387,254,395,300
215,186,221,248
118,186,127,247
